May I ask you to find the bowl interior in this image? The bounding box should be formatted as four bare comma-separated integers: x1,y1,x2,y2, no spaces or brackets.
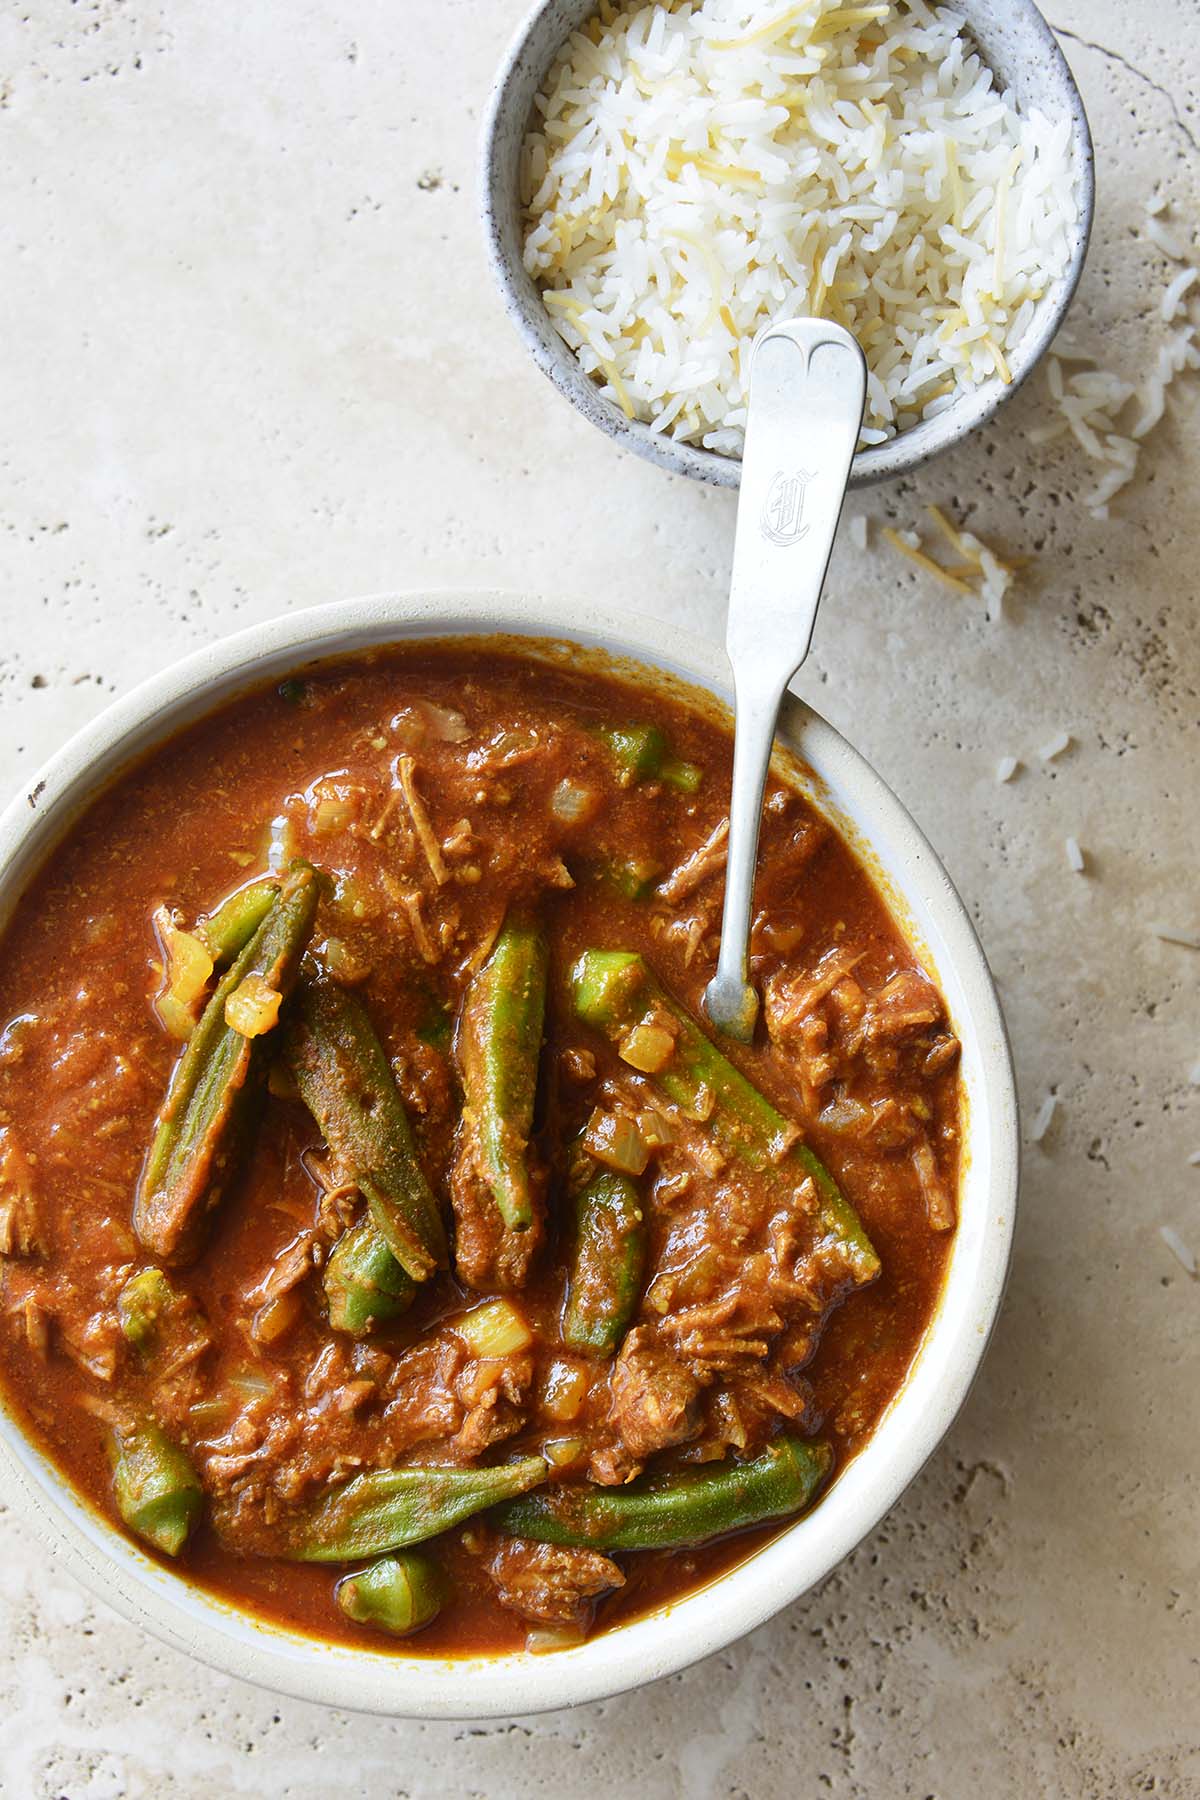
0,592,1018,1717
481,0,1094,488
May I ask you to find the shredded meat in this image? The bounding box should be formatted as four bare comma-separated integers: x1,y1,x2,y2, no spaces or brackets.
486,1537,624,1626
452,1351,532,1459
591,1325,706,1484
655,818,729,904
912,1138,956,1231
0,1130,44,1257
395,753,449,885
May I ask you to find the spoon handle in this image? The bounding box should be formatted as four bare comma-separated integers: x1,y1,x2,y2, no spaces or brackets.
703,319,866,1042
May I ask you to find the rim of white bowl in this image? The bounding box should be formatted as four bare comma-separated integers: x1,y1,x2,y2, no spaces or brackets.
479,0,1095,489
0,590,1018,1718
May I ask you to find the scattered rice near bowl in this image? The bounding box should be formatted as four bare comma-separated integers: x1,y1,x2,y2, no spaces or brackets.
522,0,1080,454
1029,1092,1059,1143
1035,204,1200,517
1160,1225,1197,1277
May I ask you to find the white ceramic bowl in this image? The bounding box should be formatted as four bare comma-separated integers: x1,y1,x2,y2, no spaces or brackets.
0,591,1017,1717
480,0,1094,488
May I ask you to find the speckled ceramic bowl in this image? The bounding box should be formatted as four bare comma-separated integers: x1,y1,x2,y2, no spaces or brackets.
0,592,1017,1717
481,0,1094,488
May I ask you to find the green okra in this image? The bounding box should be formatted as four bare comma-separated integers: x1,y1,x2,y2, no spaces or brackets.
117,1267,180,1349
491,1435,832,1551
335,1550,448,1637
325,1216,415,1336
197,877,280,965
562,1170,647,1356
110,1420,203,1558
597,724,702,794
134,863,320,1266
290,1455,546,1562
570,950,879,1286
456,923,548,1233
598,723,668,785
286,978,447,1282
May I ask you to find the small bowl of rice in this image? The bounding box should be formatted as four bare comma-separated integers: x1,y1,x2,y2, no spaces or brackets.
481,0,1094,486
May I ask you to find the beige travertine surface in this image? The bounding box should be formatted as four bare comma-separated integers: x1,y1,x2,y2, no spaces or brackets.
0,2,1197,1795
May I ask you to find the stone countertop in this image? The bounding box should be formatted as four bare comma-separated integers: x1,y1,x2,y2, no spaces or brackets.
0,3,1197,1795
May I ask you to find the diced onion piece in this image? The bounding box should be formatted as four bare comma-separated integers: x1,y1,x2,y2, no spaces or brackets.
267,813,297,874
618,1022,676,1074
542,1358,588,1422
312,797,353,835
636,1109,674,1149
251,1289,303,1344
645,1272,674,1316
152,906,214,1038
187,1396,231,1427
526,1622,586,1654
582,1107,649,1175
550,777,601,827
229,1367,273,1401
155,991,199,1041
323,937,372,983
420,700,469,742
455,1298,533,1359
225,973,283,1038
819,1094,873,1135
389,707,426,749
543,1435,586,1468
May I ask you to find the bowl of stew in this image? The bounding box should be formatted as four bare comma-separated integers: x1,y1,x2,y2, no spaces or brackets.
0,590,1017,1716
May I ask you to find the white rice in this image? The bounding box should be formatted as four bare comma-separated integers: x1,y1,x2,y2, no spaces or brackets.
522,0,1079,453
1188,1150,1200,1167
1064,836,1085,873
994,754,1018,783
1161,266,1199,321
1037,729,1071,762
1151,924,1200,950
1145,214,1191,262
1160,1225,1197,1277
1040,207,1200,516
1029,1092,1058,1143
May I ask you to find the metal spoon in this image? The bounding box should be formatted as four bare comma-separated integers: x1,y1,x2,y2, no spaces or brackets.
702,318,867,1041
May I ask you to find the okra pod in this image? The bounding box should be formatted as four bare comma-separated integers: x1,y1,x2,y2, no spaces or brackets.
291,1455,546,1562
598,723,668,785
492,1435,832,1551
335,1550,448,1637
286,978,447,1282
571,950,879,1285
135,863,320,1265
598,725,702,794
562,1171,646,1355
197,877,280,965
325,1216,415,1336
117,1267,179,1349
110,1420,203,1558
456,923,548,1233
